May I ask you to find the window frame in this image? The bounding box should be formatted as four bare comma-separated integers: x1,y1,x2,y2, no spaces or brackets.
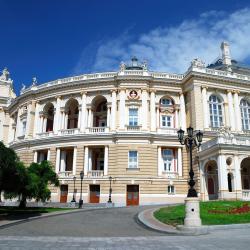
162,149,174,172
161,115,173,128
209,95,223,128
128,150,138,169
128,108,138,126
240,99,250,130
167,185,175,194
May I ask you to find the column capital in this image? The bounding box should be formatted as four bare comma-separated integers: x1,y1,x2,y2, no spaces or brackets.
110,89,117,93
179,91,185,96
80,91,87,96
226,89,233,94
118,87,126,92
233,90,240,94
149,89,156,93
201,85,208,90
141,88,148,92
55,95,61,100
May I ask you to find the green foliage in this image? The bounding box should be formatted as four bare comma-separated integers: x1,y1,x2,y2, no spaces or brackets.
0,142,59,208
154,201,250,226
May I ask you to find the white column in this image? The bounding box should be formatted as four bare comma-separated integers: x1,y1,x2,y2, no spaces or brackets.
80,92,87,132
179,92,186,130
55,148,60,173
141,89,148,130
104,146,109,176
119,89,126,129
47,149,51,161
16,108,22,138
33,151,38,163
227,90,235,130
87,109,92,127
54,96,61,133
77,108,81,129
25,102,32,138
33,101,40,137
234,91,242,131
8,117,14,143
177,147,182,177
158,146,162,176
73,147,77,175
65,114,68,129
61,112,65,130
84,146,89,176
150,90,156,131
175,109,179,128
234,155,242,192
217,154,228,199
202,87,209,129
156,107,160,129
111,90,117,131
43,117,47,132
107,107,111,128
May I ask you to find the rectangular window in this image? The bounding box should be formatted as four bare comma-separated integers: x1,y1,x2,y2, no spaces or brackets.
161,115,172,128
128,151,138,168
168,185,175,194
129,108,138,126
162,149,174,172
37,150,48,163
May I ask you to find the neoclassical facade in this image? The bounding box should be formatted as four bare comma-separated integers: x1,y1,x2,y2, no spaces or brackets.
0,42,250,205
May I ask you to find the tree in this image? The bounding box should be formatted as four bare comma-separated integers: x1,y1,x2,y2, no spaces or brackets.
5,160,59,208
0,142,20,201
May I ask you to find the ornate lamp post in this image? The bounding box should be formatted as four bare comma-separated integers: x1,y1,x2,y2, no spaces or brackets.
79,171,84,208
71,176,76,202
108,176,112,203
177,127,203,197
177,126,204,229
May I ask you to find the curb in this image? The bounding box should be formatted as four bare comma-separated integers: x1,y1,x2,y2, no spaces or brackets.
138,207,250,236
0,206,108,229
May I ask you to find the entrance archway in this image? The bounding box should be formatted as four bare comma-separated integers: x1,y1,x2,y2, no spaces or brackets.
241,157,250,190
204,160,219,200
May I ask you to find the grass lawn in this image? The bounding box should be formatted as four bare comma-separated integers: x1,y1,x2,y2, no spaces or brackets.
154,201,250,226
0,206,74,216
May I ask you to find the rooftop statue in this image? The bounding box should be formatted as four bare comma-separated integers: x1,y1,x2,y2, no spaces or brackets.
32,77,37,86
191,58,205,68
0,67,10,81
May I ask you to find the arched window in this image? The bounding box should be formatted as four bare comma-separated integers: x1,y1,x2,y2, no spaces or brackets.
160,98,173,106
240,99,250,130
209,95,223,128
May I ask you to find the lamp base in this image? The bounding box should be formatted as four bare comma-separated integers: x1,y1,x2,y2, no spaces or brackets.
184,197,201,227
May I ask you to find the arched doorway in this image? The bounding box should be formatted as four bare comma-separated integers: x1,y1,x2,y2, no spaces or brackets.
227,173,233,192
65,99,79,129
241,157,250,190
204,160,219,200
43,103,54,132
92,96,107,127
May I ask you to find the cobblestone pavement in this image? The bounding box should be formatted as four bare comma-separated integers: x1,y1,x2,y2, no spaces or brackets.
0,206,249,249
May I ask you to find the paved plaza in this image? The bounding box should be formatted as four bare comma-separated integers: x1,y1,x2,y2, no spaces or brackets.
0,206,250,249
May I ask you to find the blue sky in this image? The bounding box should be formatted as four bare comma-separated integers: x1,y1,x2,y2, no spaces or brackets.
1,0,250,94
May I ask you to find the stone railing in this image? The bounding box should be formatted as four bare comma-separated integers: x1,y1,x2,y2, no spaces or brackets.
162,171,178,179
157,127,178,135
36,131,54,138
59,128,80,135
87,170,104,178
242,190,250,201
126,125,142,131
58,171,73,178
86,127,109,133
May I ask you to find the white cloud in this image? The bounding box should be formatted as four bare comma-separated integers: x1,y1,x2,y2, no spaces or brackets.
73,8,250,74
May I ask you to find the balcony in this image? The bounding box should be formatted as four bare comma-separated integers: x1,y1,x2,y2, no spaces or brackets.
87,170,104,178
126,125,141,131
86,127,109,134
37,131,54,138
58,171,73,178
242,190,250,201
59,128,80,135
162,171,178,179
157,127,178,135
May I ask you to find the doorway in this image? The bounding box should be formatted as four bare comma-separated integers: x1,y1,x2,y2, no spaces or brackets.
89,185,100,203
60,185,68,203
126,185,139,206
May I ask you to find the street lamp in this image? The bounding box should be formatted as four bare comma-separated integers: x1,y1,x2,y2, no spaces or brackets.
79,171,84,208
71,176,76,202
177,126,203,197
177,126,204,230
108,176,112,203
